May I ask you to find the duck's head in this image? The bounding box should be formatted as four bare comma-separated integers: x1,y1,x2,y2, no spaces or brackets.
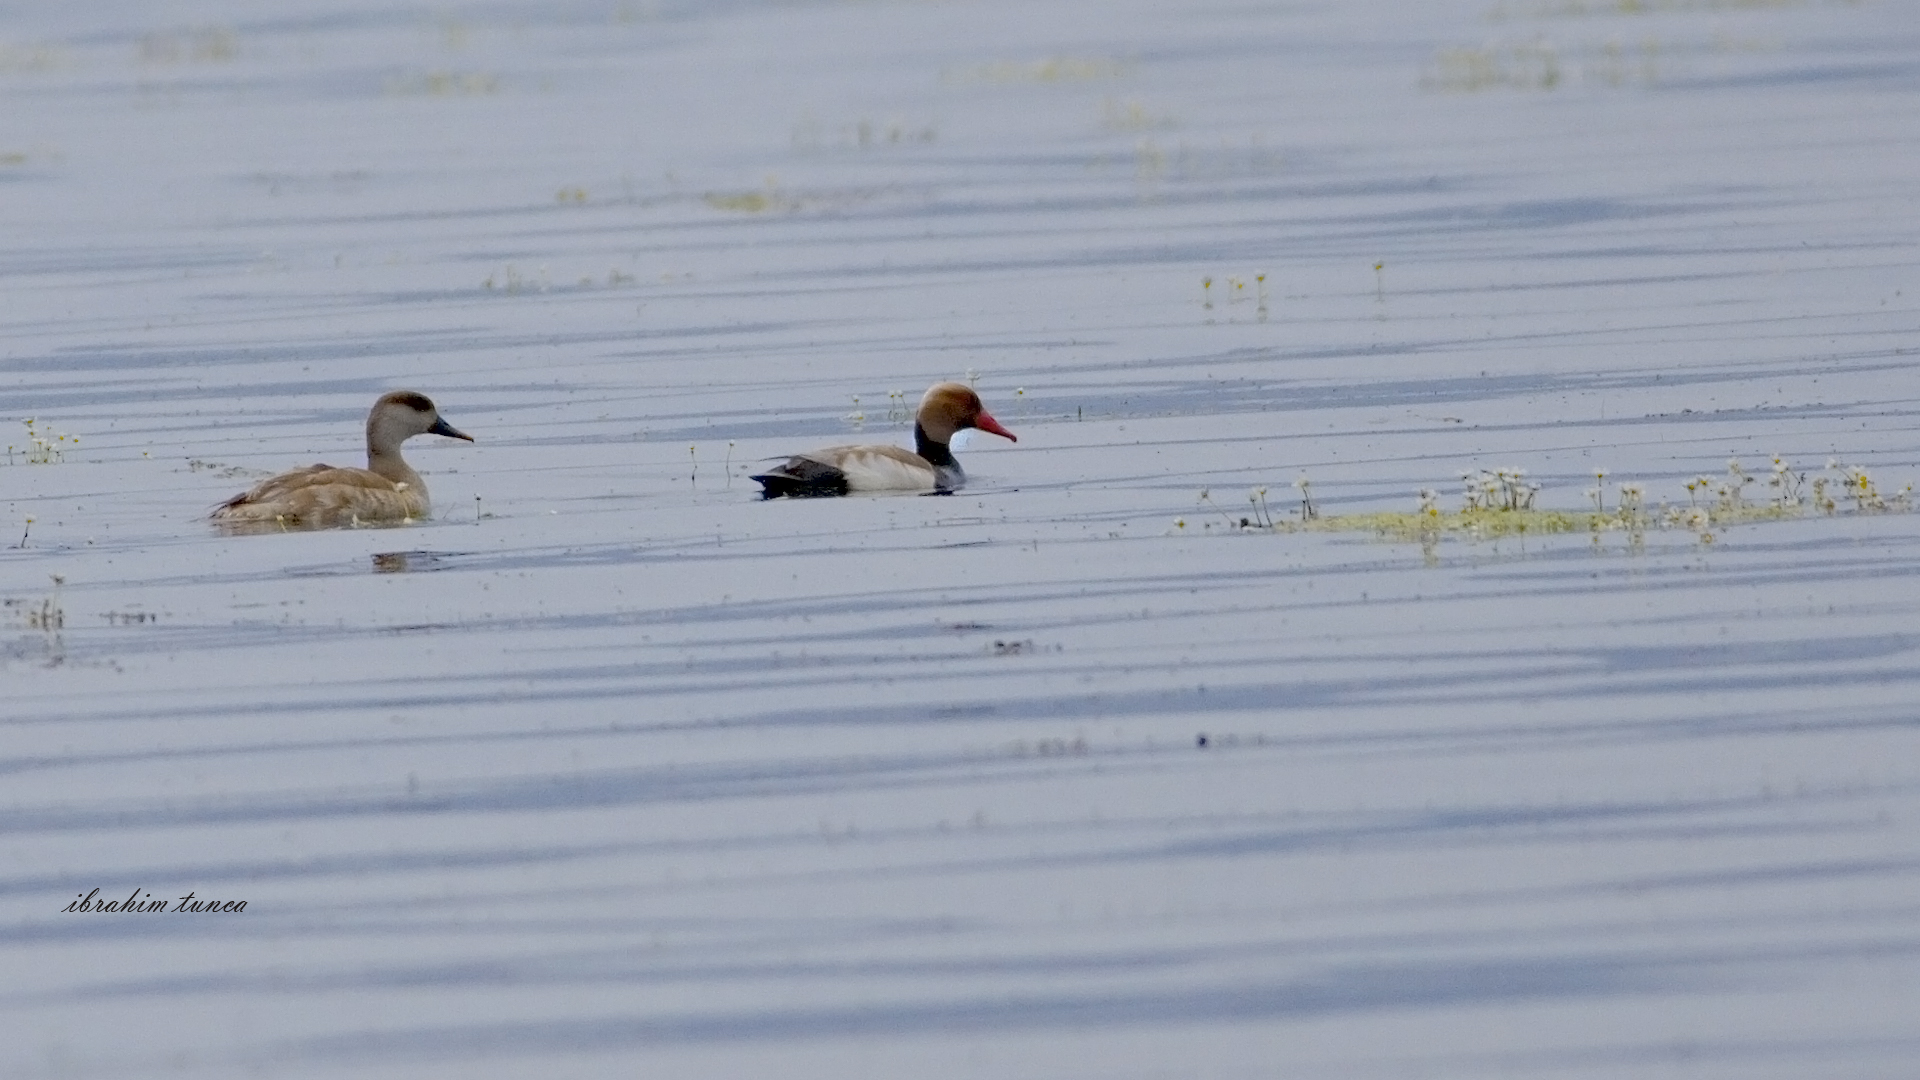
368,390,474,453
917,382,1017,445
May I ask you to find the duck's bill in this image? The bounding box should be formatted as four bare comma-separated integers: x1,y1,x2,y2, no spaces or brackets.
973,410,1017,442
429,416,475,442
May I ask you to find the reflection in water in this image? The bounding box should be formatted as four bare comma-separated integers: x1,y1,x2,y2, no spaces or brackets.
372,551,455,573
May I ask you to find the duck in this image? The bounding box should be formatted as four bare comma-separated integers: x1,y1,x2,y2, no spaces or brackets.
752,382,1016,498
211,391,474,529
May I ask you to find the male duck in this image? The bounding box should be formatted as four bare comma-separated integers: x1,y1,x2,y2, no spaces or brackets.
753,382,1016,498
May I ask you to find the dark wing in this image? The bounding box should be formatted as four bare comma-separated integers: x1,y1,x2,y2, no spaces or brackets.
751,455,850,498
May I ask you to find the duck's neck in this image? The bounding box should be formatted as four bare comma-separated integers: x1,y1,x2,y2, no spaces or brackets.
366,443,421,489
914,423,955,468
915,423,965,491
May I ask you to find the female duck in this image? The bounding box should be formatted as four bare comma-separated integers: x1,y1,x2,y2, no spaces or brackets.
211,391,474,529
753,382,1016,498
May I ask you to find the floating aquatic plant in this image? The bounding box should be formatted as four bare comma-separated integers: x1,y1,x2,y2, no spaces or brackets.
1179,458,1911,548
1462,467,1539,511
1102,97,1175,132
4,576,68,667
0,41,68,74
482,264,552,293
1249,486,1274,528
1198,270,1272,321
703,178,868,215
943,56,1132,85
796,116,938,150
9,419,75,464
139,28,237,65
384,70,499,96
704,190,780,213
1426,41,1563,92
26,592,62,630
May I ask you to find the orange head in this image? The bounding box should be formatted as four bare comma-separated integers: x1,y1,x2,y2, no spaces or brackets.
916,382,1017,445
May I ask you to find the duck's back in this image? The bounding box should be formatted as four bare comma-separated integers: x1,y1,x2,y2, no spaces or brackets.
212,464,427,527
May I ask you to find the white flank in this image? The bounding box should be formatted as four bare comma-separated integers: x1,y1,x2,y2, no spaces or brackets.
821,449,936,492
